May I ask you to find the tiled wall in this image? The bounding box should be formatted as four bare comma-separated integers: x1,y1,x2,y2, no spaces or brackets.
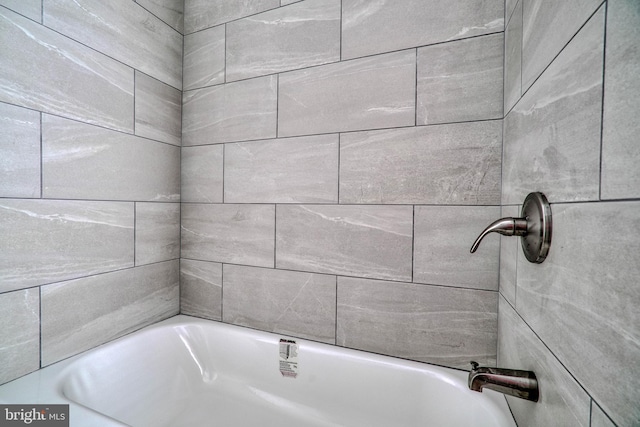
181,0,505,370
500,1,639,426
0,0,183,384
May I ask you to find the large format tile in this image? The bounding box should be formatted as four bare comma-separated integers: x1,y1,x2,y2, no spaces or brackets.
339,121,502,205
0,102,40,198
181,204,275,267
516,201,640,427
184,0,279,34
44,0,182,89
41,261,179,366
498,297,590,427
181,145,223,203
413,206,500,291
341,0,503,59
278,50,415,137
42,116,180,202
183,25,225,91
0,289,39,385
135,202,180,265
183,76,278,145
498,205,519,306
504,0,523,114
223,265,336,344
0,199,134,293
601,0,640,200
226,0,340,82
0,0,41,22
337,278,497,368
135,72,182,146
224,134,339,203
0,8,134,132
503,8,604,204
276,205,413,281
180,259,222,321
590,403,617,427
417,33,503,125
135,0,183,33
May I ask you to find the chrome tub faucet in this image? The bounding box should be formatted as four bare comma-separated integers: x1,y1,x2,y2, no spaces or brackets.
468,361,539,402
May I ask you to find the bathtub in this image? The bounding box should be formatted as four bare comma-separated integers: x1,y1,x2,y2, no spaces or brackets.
0,315,516,426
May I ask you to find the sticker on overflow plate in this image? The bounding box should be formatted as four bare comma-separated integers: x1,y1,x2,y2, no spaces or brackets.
279,339,298,378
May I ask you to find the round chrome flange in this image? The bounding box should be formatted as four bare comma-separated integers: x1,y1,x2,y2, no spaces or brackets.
520,192,552,263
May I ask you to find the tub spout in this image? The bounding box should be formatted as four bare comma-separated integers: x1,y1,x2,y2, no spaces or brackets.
468,361,539,402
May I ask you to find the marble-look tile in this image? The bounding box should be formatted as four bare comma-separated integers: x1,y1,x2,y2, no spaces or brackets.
522,0,603,90
136,0,183,33
498,297,590,427
498,205,519,306
281,0,302,5
184,0,279,34
414,206,500,290
590,403,617,427
0,289,39,385
601,0,640,200
337,278,497,368
181,203,275,267
276,205,413,281
42,115,180,202
183,25,225,91
339,121,502,205
516,201,640,427
0,8,134,133
181,145,223,203
0,199,134,293
505,0,518,24
278,50,415,137
0,103,40,198
417,33,503,124
135,72,181,146
183,76,278,146
224,134,339,203
180,259,222,321
0,0,41,22
341,0,504,59
502,8,604,205
135,202,180,265
41,261,179,366
504,0,522,114
44,0,182,89
223,265,336,344
226,0,340,82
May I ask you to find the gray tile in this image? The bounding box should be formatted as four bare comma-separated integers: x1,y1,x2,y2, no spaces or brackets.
498,297,590,427
417,33,503,125
181,203,275,267
181,145,224,203
590,403,617,427
135,202,180,265
44,0,182,89
226,0,340,82
136,0,183,33
135,72,182,146
414,206,500,291
0,289,39,385
339,121,502,205
601,0,640,200
341,0,504,59
0,199,134,293
184,0,279,34
276,205,413,281
0,102,40,198
504,0,522,114
41,261,179,366
180,259,222,321
0,0,41,22
499,205,519,306
281,0,302,5
516,201,640,427
183,76,278,146
224,134,339,203
337,277,497,368
42,115,180,202
0,8,134,133
183,25,225,91
522,0,603,90
223,265,336,344
278,50,415,137
503,8,604,205
505,0,518,24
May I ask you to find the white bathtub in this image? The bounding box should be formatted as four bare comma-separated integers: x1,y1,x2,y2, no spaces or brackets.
0,315,516,426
